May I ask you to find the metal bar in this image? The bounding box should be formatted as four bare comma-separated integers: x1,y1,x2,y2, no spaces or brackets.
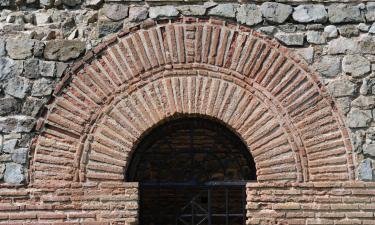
208,188,212,225
225,188,229,225
242,186,246,225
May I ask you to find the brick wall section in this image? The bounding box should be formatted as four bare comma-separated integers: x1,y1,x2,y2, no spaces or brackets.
0,182,138,224
32,18,354,187
246,182,375,225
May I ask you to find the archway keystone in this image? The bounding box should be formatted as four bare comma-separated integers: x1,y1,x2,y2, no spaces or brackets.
31,17,355,186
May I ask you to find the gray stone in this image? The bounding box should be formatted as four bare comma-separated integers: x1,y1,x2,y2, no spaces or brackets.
351,130,365,152
358,23,370,32
178,5,206,17
327,80,356,97
62,0,81,7
359,36,375,54
306,24,324,30
39,61,55,77
335,97,351,114
2,139,17,153
0,155,11,162
352,95,375,110
338,25,359,37
0,116,35,133
236,4,262,26
306,31,326,44
261,2,292,24
31,78,53,97
0,97,19,116
292,4,328,23
275,33,304,46
4,163,24,184
22,97,47,117
102,4,129,21
97,20,122,38
315,55,341,78
209,4,237,19
0,39,5,57
369,23,375,34
342,55,371,77
328,4,363,24
34,12,51,25
358,159,373,181
360,78,371,95
327,37,359,55
5,76,31,99
0,57,23,82
366,2,375,22
33,41,45,57
347,108,372,128
0,164,4,180
364,145,375,158
324,25,338,38
44,40,85,61
149,6,179,19
0,0,11,7
23,58,40,79
295,47,314,64
11,148,28,164
85,0,102,8
257,26,277,36
40,0,53,7
6,39,35,60
129,6,149,22
278,23,305,33
56,62,68,78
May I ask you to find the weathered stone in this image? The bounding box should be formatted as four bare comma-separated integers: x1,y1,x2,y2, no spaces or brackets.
2,139,17,153
0,39,5,57
0,155,11,162
62,0,81,7
39,61,55,77
295,47,314,64
56,62,68,78
327,37,359,55
6,39,35,60
11,148,28,164
352,96,375,110
351,130,365,152
149,6,179,19
0,116,35,133
102,4,128,21
23,58,40,79
40,0,53,7
261,2,292,24
292,4,327,23
257,26,277,36
0,97,19,116
358,159,373,181
347,108,372,128
22,97,47,117
306,24,324,30
315,55,341,78
97,20,122,38
33,41,45,57
208,4,237,19
342,55,371,77
4,162,24,184
327,80,356,97
338,25,359,38
85,0,102,8
44,40,85,61
34,12,51,25
366,2,375,22
129,6,148,22
0,58,23,82
0,164,4,180
328,4,363,24
236,4,262,26
369,23,375,34
5,76,31,99
275,33,304,46
306,31,326,44
31,78,53,97
358,23,370,32
335,97,351,114
359,36,375,54
364,145,375,158
278,23,305,32
178,5,206,17
0,0,11,7
360,78,371,95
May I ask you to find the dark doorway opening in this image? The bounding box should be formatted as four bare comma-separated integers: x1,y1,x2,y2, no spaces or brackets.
127,118,257,225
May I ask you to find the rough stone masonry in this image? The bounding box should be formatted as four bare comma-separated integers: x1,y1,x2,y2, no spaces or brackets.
0,0,375,224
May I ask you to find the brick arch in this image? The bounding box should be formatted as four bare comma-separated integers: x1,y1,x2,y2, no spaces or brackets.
31,17,354,186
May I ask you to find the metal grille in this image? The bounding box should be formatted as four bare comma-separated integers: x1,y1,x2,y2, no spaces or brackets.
127,118,256,225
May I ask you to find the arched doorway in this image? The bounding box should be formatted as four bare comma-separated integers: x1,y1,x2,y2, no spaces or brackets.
127,117,257,225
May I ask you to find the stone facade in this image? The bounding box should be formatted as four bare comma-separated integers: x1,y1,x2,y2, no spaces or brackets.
0,0,375,224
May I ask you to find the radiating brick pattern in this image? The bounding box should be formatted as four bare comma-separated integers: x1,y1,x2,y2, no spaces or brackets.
31,18,354,186
246,182,375,225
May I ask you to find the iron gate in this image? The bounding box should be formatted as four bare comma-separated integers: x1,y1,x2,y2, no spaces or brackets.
140,182,247,225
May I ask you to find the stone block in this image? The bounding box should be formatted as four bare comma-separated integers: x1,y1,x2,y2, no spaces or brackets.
236,4,262,26
0,97,19,116
347,108,372,128
5,76,32,99
44,40,85,61
4,162,24,184
327,80,356,97
261,2,292,24
102,3,129,21
31,78,53,97
0,116,35,133
208,4,237,19
315,55,341,78
6,39,35,60
292,4,328,23
342,55,371,77
275,33,304,46
358,159,373,181
149,6,179,19
328,4,363,24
